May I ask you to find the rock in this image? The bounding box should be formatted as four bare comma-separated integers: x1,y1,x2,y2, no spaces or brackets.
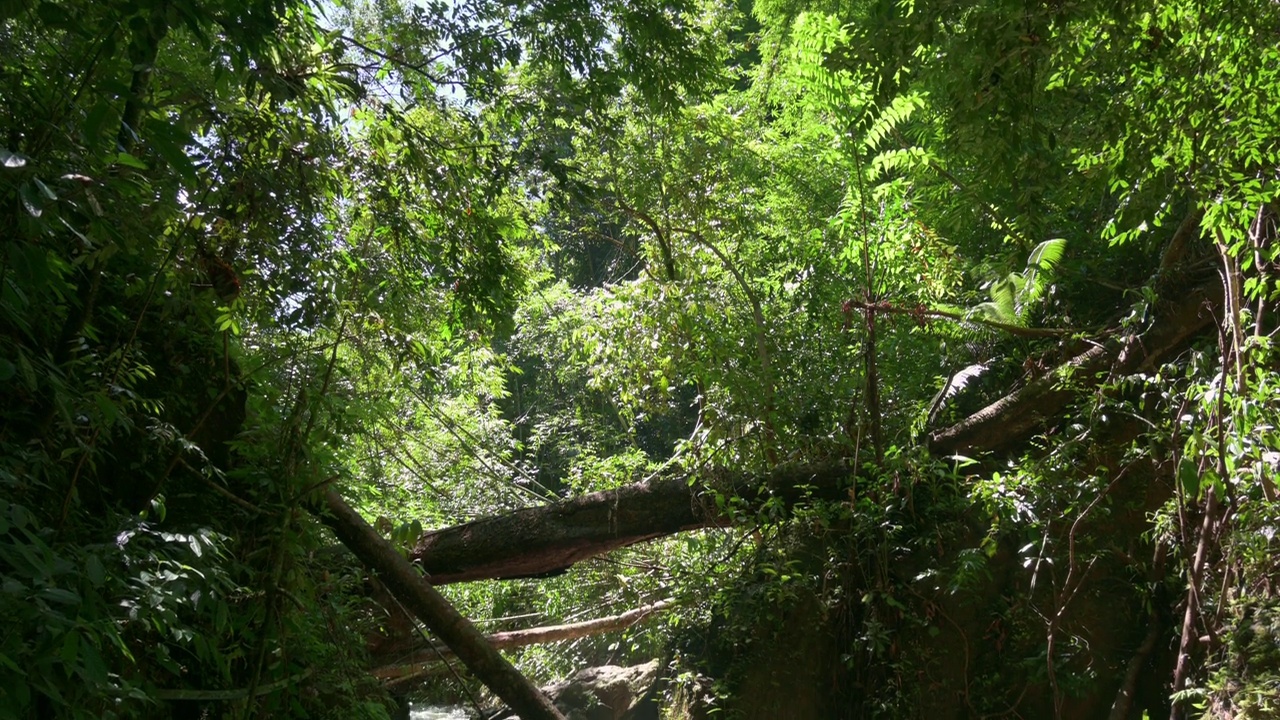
491,660,661,720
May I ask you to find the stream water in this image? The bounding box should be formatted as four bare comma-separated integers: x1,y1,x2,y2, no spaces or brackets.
409,705,473,720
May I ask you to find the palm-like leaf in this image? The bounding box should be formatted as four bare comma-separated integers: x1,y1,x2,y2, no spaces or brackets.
969,239,1066,327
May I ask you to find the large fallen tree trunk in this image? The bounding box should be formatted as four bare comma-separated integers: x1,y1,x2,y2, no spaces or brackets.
412,463,854,583
927,276,1220,455
319,490,565,720
408,277,1220,586
372,599,675,684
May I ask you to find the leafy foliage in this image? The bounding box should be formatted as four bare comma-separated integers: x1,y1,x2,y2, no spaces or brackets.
4,0,1280,717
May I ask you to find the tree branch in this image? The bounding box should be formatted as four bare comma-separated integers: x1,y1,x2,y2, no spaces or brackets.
844,299,1076,338
371,600,675,682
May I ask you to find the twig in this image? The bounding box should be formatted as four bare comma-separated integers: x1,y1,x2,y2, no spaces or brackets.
338,34,452,87
844,299,1076,338
183,459,261,514
615,196,678,281
1171,290,1235,719
848,140,884,463
905,585,977,715
670,225,778,460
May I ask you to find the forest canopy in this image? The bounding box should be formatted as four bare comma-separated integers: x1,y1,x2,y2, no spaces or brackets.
2,0,1278,718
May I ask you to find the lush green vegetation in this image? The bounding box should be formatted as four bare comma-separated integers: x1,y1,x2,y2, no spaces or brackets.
2,0,1278,717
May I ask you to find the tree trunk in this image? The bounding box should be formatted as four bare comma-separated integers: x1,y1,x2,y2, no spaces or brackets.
411,463,855,584
318,489,565,720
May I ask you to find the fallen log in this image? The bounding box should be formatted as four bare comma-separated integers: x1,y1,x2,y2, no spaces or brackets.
411,463,854,584
318,490,565,720
372,599,675,683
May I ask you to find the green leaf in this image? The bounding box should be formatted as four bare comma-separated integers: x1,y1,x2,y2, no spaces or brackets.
77,636,107,685
41,587,81,606
1026,238,1066,271
0,651,23,674
82,100,112,144
93,393,118,424
85,555,105,587
60,630,80,672
18,183,44,217
1178,460,1200,497
146,123,197,182
35,1,74,30
214,599,229,633
110,152,148,170
32,177,56,201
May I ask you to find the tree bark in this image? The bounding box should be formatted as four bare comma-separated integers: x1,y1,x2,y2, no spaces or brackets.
319,489,565,720
411,464,854,584
1108,615,1162,720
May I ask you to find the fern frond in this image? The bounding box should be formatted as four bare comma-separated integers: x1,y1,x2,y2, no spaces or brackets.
864,92,925,150
870,146,932,179
970,301,1009,325
788,12,857,111
1026,238,1066,271
987,276,1019,322
1017,238,1066,312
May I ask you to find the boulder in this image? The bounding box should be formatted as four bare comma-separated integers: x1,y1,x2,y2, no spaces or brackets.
492,660,661,720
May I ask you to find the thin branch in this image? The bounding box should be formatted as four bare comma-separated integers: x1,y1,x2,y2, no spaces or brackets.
615,196,678,281
184,460,262,515
671,225,778,460
1044,464,1130,717
372,599,675,681
843,299,1078,338
581,226,661,284
303,314,347,440
408,383,553,501
339,34,453,87
848,135,883,462
371,421,451,499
